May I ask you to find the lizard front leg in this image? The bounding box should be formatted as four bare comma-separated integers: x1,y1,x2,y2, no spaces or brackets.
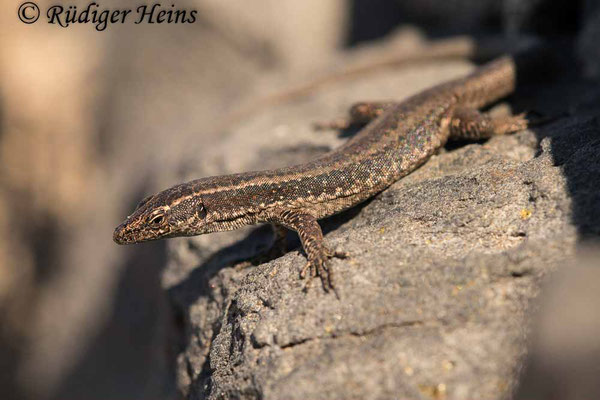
266,208,347,295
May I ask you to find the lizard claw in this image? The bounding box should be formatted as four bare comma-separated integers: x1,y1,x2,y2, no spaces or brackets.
326,247,349,259
491,112,529,135
300,260,313,279
300,245,347,298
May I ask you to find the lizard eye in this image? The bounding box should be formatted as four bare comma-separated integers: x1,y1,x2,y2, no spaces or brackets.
148,214,165,227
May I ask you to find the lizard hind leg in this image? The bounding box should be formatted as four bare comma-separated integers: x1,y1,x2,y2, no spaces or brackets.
449,107,528,140
313,101,396,131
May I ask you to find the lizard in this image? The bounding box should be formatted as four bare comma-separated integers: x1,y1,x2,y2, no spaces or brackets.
113,55,528,295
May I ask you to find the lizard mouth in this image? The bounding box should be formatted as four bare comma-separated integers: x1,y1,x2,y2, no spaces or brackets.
113,223,169,244
113,223,132,245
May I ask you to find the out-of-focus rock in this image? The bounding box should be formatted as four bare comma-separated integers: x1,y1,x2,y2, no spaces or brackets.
516,246,600,400
578,0,600,78
0,1,346,399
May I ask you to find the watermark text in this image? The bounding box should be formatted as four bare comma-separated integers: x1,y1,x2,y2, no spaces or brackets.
18,2,197,31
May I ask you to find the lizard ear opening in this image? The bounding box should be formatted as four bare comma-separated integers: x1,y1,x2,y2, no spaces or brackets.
198,204,207,219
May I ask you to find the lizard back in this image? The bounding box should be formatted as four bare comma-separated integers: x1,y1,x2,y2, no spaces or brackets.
187,56,516,221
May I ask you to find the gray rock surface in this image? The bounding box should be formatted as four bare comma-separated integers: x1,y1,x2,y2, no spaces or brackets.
164,57,600,399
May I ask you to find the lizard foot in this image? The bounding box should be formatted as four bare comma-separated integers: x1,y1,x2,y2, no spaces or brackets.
492,112,528,135
300,246,348,298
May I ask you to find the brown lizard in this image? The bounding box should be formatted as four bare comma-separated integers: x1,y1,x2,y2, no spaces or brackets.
113,56,527,295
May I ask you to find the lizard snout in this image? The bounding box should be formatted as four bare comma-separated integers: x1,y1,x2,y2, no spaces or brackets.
113,223,129,245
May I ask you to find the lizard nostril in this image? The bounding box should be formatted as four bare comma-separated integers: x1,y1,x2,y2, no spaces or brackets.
113,226,125,244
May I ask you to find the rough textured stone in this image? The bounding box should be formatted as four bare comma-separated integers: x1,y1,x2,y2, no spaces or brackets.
164,55,600,400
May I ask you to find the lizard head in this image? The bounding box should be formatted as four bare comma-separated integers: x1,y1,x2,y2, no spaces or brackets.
113,186,207,245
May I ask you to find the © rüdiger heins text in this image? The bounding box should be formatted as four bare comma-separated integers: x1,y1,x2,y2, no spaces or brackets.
46,3,197,31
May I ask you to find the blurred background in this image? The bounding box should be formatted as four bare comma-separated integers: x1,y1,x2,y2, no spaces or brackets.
0,0,597,399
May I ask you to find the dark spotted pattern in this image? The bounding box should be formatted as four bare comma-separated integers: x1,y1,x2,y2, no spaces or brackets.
114,56,525,293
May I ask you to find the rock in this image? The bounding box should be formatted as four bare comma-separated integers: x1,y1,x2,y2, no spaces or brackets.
516,246,600,400
163,55,600,399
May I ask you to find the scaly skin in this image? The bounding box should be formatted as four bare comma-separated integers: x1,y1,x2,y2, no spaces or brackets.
113,56,527,294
